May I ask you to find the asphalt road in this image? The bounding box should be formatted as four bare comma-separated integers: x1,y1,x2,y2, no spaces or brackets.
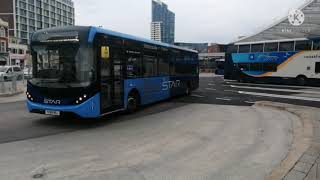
0,103,294,180
0,75,320,144
1,75,318,179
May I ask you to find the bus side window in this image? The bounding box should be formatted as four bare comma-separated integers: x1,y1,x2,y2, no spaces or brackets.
226,45,238,54
126,50,142,78
262,63,277,72
251,44,263,53
158,48,170,76
315,62,320,74
264,43,278,52
143,54,157,77
238,63,249,71
238,45,250,53
279,42,294,52
295,40,312,51
313,40,320,50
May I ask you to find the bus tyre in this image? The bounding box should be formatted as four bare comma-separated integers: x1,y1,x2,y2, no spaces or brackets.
127,93,139,113
185,85,191,96
296,76,307,86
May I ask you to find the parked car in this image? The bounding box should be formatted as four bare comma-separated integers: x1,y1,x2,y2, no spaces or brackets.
23,67,32,79
0,66,23,81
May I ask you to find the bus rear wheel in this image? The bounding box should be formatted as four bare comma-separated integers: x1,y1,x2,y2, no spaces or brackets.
127,93,140,113
296,76,307,86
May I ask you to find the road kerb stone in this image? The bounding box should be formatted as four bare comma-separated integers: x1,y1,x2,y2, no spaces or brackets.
256,102,314,180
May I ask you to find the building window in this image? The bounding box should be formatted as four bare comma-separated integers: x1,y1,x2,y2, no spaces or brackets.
0,41,6,52
0,28,5,37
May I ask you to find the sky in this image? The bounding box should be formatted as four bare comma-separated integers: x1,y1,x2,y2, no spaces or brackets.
74,0,309,44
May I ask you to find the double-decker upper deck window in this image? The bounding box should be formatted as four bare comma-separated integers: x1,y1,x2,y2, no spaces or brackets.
313,40,320,50
238,45,250,53
279,42,294,52
251,44,264,53
227,45,238,53
264,43,278,52
295,40,312,51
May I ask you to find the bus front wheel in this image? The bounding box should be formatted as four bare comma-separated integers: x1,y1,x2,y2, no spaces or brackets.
127,92,140,113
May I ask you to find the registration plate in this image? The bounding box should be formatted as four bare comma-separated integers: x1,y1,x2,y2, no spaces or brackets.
45,110,61,116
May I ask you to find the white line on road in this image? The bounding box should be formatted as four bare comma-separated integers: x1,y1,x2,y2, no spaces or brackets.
191,94,205,98
216,98,232,101
208,83,216,86
231,85,320,94
227,81,320,90
205,88,217,91
224,90,237,92
238,91,320,102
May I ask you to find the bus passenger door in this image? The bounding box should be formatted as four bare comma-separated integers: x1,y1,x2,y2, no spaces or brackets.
100,45,124,114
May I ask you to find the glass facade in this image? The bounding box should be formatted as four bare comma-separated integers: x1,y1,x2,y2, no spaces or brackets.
151,0,175,44
15,0,75,44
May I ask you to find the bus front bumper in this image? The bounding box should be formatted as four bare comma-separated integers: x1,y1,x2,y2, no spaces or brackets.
27,93,101,119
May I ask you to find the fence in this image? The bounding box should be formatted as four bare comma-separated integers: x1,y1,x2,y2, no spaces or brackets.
0,74,26,96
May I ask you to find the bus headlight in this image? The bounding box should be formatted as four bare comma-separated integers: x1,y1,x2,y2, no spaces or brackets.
26,92,34,101
76,94,88,104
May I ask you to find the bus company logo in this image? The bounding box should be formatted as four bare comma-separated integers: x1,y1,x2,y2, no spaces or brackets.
249,54,255,60
162,80,181,91
44,98,61,105
258,55,279,62
288,9,305,26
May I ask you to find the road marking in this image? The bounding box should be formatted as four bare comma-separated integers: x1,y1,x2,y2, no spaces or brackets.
216,98,232,101
227,81,320,90
224,90,237,92
224,79,237,82
191,94,205,98
231,85,320,94
238,91,320,102
208,83,215,86
205,88,217,91
244,101,256,104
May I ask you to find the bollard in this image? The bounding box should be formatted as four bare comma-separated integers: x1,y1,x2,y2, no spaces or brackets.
0,75,5,94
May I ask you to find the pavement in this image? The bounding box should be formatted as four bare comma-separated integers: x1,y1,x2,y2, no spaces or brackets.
0,80,26,103
1,74,320,179
0,103,294,180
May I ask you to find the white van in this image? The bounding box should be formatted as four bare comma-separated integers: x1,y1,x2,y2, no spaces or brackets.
0,66,23,81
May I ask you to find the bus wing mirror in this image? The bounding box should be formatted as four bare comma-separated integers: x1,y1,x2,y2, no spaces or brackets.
101,46,110,59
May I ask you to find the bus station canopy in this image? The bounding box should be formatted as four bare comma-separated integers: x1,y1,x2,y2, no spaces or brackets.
236,0,320,43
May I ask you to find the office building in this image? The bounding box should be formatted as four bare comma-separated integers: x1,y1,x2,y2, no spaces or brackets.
0,0,75,44
151,0,175,44
0,18,9,65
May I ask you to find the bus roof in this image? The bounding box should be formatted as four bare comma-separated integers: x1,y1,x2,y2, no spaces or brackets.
31,26,197,53
89,26,198,53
